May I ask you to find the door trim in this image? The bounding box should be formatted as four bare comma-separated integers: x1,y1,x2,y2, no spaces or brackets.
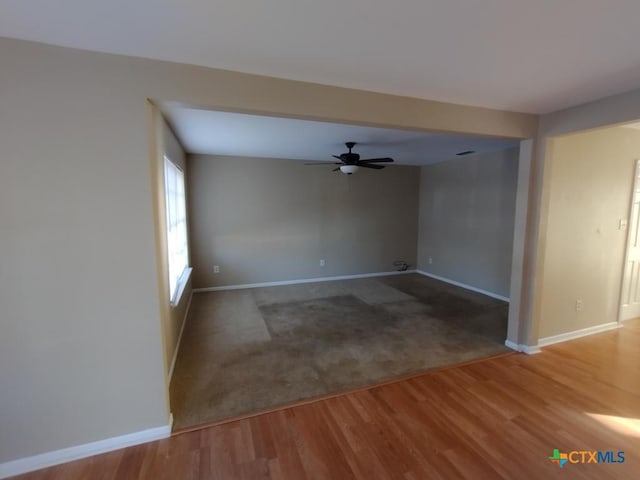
617,158,640,323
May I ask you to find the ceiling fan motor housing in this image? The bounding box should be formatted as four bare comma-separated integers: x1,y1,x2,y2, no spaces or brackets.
340,142,359,164
341,152,360,164
305,141,393,173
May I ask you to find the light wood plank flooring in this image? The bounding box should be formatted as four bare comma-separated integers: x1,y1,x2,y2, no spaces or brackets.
12,320,640,479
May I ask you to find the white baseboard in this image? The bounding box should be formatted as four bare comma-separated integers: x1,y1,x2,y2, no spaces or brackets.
538,321,622,347
521,344,542,354
505,339,541,355
0,423,172,479
168,290,193,382
416,270,509,302
193,269,417,293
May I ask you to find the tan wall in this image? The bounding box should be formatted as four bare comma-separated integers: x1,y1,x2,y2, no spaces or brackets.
0,35,536,464
0,44,168,462
417,148,519,297
522,87,640,345
150,112,193,377
188,155,419,287
537,127,640,338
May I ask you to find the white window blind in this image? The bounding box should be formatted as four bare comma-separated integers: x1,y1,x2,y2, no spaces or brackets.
164,156,189,303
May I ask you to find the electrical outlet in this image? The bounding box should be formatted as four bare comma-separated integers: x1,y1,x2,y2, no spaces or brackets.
428,256,433,265
213,265,220,274
319,259,325,267
575,299,583,311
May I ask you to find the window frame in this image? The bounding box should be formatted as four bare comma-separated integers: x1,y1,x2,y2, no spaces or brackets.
163,155,191,306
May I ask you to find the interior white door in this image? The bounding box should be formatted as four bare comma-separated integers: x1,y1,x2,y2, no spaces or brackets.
619,159,640,321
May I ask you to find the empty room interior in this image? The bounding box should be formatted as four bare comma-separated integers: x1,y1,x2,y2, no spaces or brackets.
160,108,522,429
2,2,640,479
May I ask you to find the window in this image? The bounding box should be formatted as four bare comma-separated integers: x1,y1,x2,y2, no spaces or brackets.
164,156,189,304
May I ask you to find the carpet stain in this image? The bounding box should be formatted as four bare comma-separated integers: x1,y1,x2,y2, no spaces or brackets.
170,274,509,430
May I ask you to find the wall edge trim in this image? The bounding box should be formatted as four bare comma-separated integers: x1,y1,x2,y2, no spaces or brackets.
168,290,193,381
193,270,416,292
538,321,622,347
415,270,510,302
504,339,541,355
0,423,172,479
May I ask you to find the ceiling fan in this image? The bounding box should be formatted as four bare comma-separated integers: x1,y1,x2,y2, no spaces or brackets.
306,142,394,174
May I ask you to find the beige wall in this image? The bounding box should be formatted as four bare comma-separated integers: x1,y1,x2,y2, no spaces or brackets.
0,35,536,465
150,112,193,377
188,155,419,287
522,87,640,345
537,127,640,338
417,148,519,297
0,44,168,462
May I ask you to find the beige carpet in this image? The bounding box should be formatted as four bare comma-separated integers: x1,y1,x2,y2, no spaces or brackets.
170,274,509,430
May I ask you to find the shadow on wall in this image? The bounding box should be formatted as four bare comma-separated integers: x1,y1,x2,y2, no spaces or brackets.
417,147,520,299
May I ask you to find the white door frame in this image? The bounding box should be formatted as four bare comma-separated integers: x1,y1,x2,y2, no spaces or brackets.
617,158,640,323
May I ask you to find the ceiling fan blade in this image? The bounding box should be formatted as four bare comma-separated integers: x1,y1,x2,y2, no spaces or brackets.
332,155,344,160
359,163,385,170
332,167,341,172
359,157,394,163
305,162,341,165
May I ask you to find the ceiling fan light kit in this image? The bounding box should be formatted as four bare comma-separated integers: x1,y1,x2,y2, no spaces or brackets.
340,165,359,174
305,142,394,174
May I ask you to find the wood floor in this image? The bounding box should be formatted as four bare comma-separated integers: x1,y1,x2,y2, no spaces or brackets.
13,320,640,479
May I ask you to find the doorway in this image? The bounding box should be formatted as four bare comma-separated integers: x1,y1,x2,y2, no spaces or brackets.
619,159,640,322
535,124,640,345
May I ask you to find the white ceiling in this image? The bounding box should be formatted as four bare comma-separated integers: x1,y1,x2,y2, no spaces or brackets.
162,106,519,165
2,1,640,114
